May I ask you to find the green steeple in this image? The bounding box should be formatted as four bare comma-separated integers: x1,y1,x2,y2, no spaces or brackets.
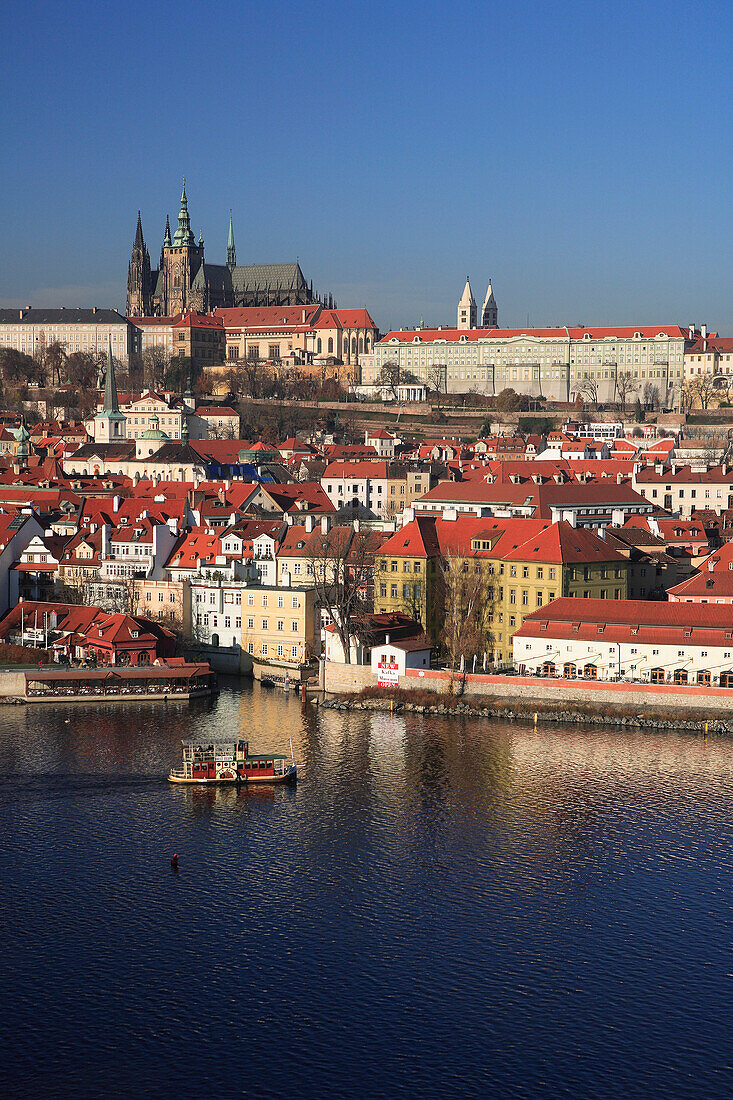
226,210,236,268
163,214,172,248
16,416,29,464
172,177,195,247
104,338,120,413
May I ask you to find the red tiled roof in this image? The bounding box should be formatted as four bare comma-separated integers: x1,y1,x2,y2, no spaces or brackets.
379,325,688,344
501,522,626,564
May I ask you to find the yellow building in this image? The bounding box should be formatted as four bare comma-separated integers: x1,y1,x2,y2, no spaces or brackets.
374,515,629,662
241,585,317,663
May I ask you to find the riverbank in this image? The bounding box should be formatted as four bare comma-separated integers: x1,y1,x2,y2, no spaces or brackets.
316,689,733,734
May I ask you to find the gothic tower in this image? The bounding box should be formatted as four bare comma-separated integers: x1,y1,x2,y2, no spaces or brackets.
457,276,477,330
226,211,236,268
481,279,498,328
126,212,153,317
161,179,203,316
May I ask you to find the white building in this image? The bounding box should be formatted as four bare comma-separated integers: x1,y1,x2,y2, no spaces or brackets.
513,597,733,686
0,308,137,363
361,325,687,402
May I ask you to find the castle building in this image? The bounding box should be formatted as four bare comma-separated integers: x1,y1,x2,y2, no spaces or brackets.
127,180,323,317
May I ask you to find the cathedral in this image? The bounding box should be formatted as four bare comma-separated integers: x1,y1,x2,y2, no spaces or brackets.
126,180,324,317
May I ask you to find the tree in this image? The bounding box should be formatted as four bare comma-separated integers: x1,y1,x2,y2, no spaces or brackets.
679,383,695,416
41,341,67,387
306,526,376,663
65,351,99,391
440,554,493,669
643,381,660,411
0,348,37,384
615,371,638,415
427,363,447,412
689,373,716,410
379,361,401,400
634,397,644,422
576,376,599,409
142,346,170,390
495,387,523,412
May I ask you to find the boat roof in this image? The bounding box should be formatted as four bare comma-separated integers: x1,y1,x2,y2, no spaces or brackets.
181,740,288,760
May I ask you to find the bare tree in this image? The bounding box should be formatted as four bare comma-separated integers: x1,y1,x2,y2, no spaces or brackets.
306,526,376,663
427,362,447,412
41,341,67,387
643,381,660,411
615,371,638,415
576,376,599,409
689,374,716,410
440,554,493,669
142,346,170,391
679,382,695,415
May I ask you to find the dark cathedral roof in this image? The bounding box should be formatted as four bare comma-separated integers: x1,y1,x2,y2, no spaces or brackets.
0,308,130,325
191,263,230,298
231,262,308,294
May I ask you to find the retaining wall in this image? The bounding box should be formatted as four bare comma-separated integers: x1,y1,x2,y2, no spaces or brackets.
324,661,733,714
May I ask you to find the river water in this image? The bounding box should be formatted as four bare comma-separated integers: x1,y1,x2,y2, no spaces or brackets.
1,682,732,1098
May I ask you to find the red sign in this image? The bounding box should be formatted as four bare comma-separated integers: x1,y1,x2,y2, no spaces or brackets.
377,660,399,687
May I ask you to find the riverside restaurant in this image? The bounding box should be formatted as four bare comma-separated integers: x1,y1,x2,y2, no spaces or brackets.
24,663,216,703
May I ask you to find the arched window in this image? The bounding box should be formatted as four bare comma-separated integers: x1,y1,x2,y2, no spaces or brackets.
352,336,357,354
673,668,688,684
696,669,711,686
650,668,664,684
583,664,597,680
720,671,733,687
563,662,576,678
365,336,370,351
317,338,322,354
212,633,219,647
541,661,556,678
359,336,364,353
328,337,333,354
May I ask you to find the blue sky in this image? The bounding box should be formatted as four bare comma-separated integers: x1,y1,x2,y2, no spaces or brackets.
1,0,732,332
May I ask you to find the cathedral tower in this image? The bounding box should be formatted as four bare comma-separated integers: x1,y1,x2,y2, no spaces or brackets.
126,212,153,317
481,279,498,328
160,179,203,316
457,276,477,330
226,211,236,268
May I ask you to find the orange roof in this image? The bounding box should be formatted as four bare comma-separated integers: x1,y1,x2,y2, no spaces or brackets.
379,325,688,343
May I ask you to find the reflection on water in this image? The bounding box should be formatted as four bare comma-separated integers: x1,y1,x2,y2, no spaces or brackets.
1,681,732,1099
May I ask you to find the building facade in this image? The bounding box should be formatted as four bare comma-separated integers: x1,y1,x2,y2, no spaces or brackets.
361,325,687,402
0,308,138,365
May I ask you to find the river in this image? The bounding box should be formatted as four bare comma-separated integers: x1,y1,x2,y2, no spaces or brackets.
1,682,731,1098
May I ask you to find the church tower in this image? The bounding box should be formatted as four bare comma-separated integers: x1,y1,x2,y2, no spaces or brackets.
126,212,153,317
226,211,236,268
457,276,477,330
161,179,203,316
481,279,498,328
93,341,127,444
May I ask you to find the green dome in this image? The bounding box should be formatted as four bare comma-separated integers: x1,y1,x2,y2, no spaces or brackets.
139,413,169,441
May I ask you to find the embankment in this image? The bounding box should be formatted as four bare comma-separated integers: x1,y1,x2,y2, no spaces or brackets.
322,663,733,732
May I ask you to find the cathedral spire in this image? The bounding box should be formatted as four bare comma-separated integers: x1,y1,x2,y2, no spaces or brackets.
134,211,144,249
163,215,172,248
173,177,195,247
226,210,236,268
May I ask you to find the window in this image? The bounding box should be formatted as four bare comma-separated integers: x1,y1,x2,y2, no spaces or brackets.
380,583,386,598
291,621,298,632
391,560,398,572
403,584,411,599
247,618,254,630
522,566,529,579
292,596,299,608
391,584,398,598
248,594,254,606
536,567,543,579
262,644,268,655
235,617,241,628
277,620,284,631
277,596,284,608
248,642,254,654
262,619,268,630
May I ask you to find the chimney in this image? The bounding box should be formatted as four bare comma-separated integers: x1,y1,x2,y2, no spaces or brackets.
701,323,708,345
689,323,695,340
320,515,330,535
305,514,314,533
611,508,625,528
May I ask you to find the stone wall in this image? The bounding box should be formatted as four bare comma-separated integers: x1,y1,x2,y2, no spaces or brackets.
324,661,733,714
0,670,31,697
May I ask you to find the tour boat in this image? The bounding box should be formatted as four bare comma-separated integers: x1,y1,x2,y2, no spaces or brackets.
168,738,297,785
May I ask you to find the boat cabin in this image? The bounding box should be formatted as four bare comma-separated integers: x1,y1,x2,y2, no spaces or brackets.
180,739,289,781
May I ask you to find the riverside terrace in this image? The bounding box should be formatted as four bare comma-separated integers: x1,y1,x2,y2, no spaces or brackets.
22,663,216,703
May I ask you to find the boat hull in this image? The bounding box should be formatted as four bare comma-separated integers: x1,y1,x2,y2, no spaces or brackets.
168,765,297,786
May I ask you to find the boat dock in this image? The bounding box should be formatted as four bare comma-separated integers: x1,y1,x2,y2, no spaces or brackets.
22,663,217,703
